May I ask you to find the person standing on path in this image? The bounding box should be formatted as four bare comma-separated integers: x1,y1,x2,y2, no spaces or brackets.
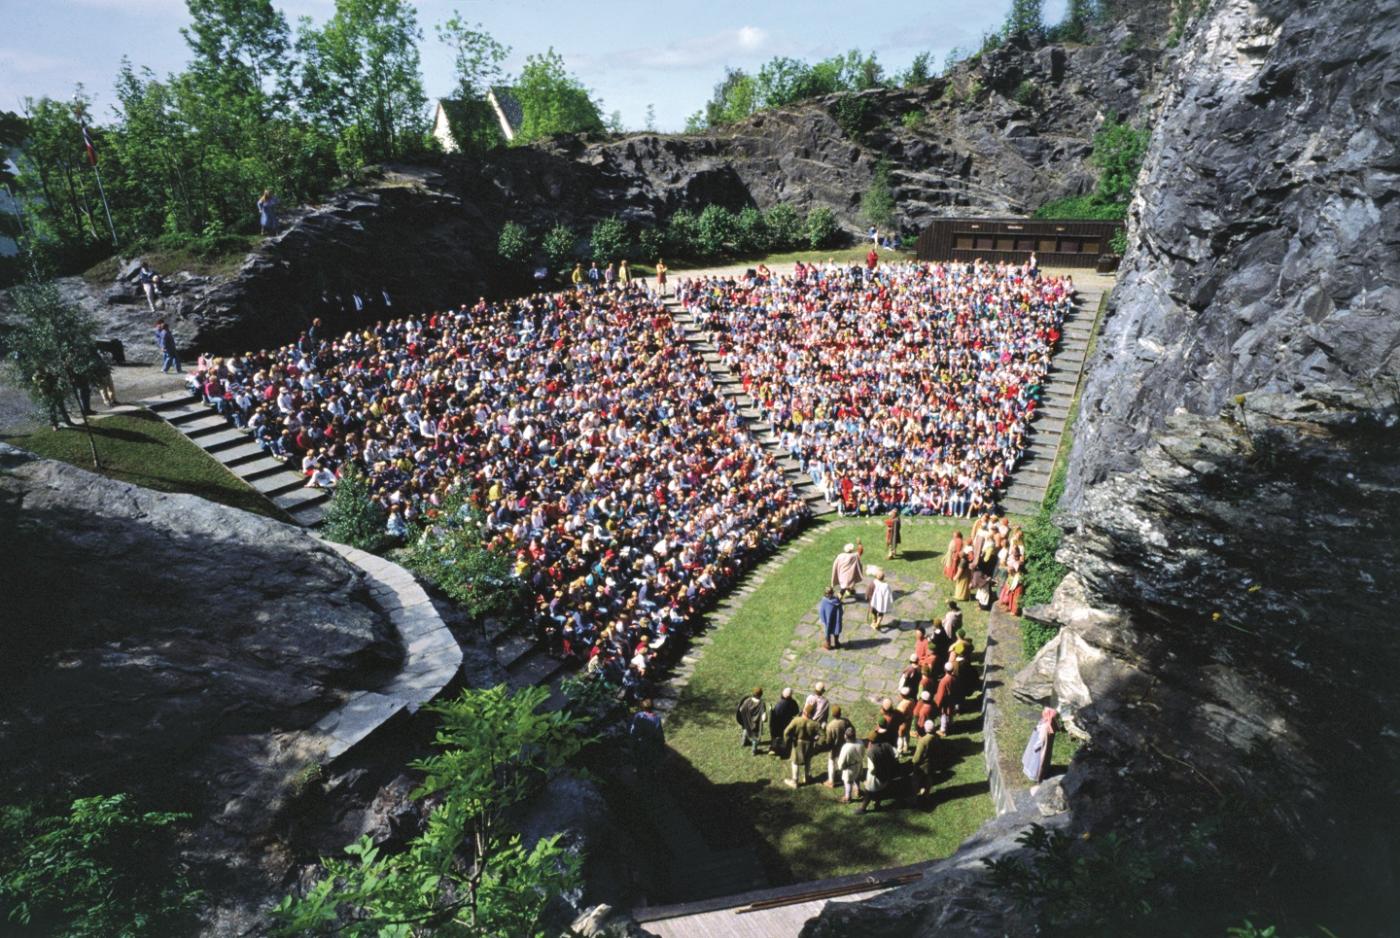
736,687,768,755
831,542,864,598
835,727,864,803
257,189,279,235
819,587,844,650
803,682,831,725
783,704,822,788
655,257,668,296
869,568,893,631
154,320,181,374
769,687,798,758
619,259,632,288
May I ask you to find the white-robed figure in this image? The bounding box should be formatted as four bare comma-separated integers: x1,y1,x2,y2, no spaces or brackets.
868,566,894,630
831,542,864,597
1022,707,1059,782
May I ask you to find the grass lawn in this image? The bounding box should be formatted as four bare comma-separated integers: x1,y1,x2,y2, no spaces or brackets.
3,409,284,520
660,516,1003,887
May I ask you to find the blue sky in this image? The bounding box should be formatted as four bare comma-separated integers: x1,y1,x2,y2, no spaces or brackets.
0,0,1068,133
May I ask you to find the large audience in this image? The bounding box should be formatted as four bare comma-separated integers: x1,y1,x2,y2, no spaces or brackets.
675,258,1074,515
189,284,808,679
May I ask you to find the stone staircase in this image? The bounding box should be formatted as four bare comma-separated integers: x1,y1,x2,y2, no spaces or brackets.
137,388,330,526
997,285,1106,517
663,297,835,517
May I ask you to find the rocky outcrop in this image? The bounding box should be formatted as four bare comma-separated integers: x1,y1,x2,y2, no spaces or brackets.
0,443,402,932
1063,0,1400,508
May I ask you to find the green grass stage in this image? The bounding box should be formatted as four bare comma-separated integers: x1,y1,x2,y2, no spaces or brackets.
659,516,998,886
4,409,284,520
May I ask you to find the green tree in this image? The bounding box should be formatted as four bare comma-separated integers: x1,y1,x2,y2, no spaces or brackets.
497,220,529,264
297,0,429,172
0,794,199,937
13,95,106,249
1091,115,1150,204
434,14,509,154
512,49,604,144
699,68,758,129
272,684,587,936
0,280,111,466
637,225,665,261
665,209,701,257
762,203,802,250
755,57,820,109
734,206,771,254
541,223,576,271
644,103,656,132
1061,0,1098,41
1005,0,1045,37
695,205,737,257
803,205,840,249
322,464,390,551
589,215,630,262
897,52,933,87
861,159,896,231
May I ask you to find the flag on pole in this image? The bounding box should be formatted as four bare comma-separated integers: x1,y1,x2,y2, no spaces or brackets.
80,124,98,166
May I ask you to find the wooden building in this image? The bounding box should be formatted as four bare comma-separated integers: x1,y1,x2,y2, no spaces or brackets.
915,217,1122,269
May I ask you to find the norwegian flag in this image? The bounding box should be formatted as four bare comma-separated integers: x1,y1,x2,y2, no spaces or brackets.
80,123,98,166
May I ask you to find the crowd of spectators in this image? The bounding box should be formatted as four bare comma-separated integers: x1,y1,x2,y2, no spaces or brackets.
186,284,809,676
675,258,1075,516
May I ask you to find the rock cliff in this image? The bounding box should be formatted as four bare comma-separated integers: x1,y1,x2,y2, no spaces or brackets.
0,444,401,932
808,0,1399,934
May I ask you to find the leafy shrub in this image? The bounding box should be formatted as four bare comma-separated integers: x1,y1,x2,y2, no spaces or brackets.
1012,79,1042,108
665,209,701,257
1109,228,1129,256
830,94,875,139
402,499,525,622
1033,194,1126,220
695,205,737,257
541,223,577,271
497,221,529,264
636,225,666,262
861,159,897,231
901,110,924,129
734,206,771,254
322,464,392,552
1091,115,1150,205
0,794,200,937
762,203,803,250
589,215,630,263
803,205,841,249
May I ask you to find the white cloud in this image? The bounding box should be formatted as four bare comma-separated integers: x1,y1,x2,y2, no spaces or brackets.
0,49,73,75
613,26,770,70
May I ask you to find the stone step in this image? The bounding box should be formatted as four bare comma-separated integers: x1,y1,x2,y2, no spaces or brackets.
252,473,307,497
197,428,252,452
162,402,214,423
493,632,536,670
181,414,230,436
286,500,325,527
217,441,270,466
272,486,330,512
143,390,198,412
505,648,565,689
239,456,290,480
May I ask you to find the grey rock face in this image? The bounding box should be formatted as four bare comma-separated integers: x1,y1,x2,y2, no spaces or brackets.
1064,0,1400,509
0,444,400,931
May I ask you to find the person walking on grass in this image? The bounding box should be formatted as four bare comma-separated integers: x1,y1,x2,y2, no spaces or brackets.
835,726,864,803
770,687,798,758
819,587,844,650
736,687,768,755
824,705,851,788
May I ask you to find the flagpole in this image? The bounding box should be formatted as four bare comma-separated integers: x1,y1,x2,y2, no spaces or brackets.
90,161,118,247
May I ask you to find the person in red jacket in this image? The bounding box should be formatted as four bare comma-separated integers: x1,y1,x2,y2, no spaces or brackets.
934,662,957,737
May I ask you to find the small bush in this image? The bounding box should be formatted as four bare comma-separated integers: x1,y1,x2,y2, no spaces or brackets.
542,223,577,271
830,94,875,139
901,110,924,129
734,206,771,254
803,205,841,249
695,204,737,257
636,225,665,261
763,203,803,251
589,215,630,263
1013,79,1041,108
1109,228,1129,255
497,221,529,264
323,464,392,552
403,502,526,622
665,209,701,257
861,159,897,231
1032,194,1125,220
